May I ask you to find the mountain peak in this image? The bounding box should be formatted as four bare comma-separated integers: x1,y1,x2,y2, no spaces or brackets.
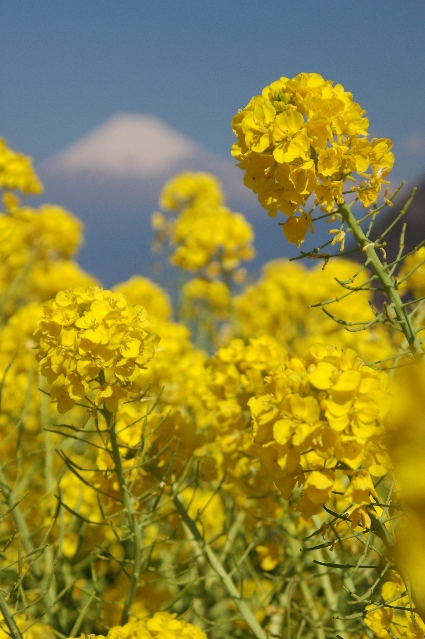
44,114,200,177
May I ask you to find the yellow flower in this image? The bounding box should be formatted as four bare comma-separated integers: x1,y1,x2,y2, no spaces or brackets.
282,213,312,247
364,606,393,638
35,286,159,413
106,612,206,639
248,344,391,520
231,72,394,240
272,109,310,163
0,138,43,194
239,95,276,153
159,171,223,210
154,172,255,273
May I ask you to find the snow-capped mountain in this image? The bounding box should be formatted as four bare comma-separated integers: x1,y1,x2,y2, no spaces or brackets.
44,114,199,177
40,113,253,208
37,114,298,286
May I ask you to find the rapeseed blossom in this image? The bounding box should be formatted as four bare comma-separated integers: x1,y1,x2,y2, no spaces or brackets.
0,138,42,194
35,286,159,412
233,258,397,364
249,344,390,521
232,72,394,244
67,612,206,639
0,194,86,314
364,572,425,638
152,172,255,273
1,108,421,639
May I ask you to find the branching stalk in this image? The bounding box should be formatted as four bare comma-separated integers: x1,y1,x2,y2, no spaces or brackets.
339,201,423,358
166,478,270,639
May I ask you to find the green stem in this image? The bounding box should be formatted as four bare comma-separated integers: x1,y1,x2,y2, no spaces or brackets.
0,467,57,629
105,409,142,625
0,591,23,639
288,536,326,639
339,202,423,358
167,480,269,639
313,549,347,637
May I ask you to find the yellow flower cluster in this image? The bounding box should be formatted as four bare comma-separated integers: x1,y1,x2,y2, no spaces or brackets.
231,72,394,245
152,172,255,272
34,286,159,413
159,171,223,210
198,335,286,525
249,344,391,521
0,193,86,312
182,277,230,320
0,138,43,194
171,204,254,272
68,612,206,639
388,365,425,617
365,572,425,639
113,275,172,323
233,258,397,365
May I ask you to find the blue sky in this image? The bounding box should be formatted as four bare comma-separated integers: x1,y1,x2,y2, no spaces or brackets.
1,1,425,187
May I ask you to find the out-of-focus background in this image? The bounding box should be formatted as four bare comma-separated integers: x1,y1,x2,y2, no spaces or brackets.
1,1,424,286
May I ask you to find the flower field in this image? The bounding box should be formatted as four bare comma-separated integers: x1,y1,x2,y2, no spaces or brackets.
1,72,425,639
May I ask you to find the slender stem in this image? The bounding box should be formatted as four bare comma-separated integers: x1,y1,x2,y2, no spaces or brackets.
339,202,423,358
105,409,142,625
166,479,270,639
288,536,326,639
0,592,23,639
0,467,57,629
313,549,347,637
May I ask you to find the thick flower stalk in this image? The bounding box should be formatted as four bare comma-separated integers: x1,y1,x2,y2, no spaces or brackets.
34,286,159,413
232,72,394,246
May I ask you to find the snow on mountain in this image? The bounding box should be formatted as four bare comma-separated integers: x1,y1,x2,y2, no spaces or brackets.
43,114,200,177
39,113,254,209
